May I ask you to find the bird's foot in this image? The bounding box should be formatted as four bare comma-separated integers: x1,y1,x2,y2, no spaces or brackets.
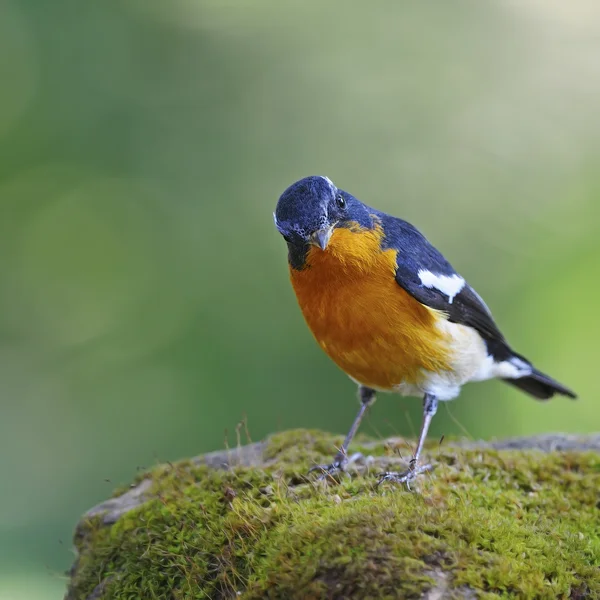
309,452,364,481
377,462,434,490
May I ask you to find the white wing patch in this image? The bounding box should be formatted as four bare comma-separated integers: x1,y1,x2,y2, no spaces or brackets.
418,270,465,304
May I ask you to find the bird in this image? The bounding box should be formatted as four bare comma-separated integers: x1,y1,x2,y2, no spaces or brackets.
274,175,576,485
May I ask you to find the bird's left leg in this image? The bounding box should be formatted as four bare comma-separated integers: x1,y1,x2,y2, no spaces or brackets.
378,393,438,488
310,385,376,479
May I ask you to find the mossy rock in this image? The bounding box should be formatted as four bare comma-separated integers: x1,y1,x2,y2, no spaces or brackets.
66,429,600,599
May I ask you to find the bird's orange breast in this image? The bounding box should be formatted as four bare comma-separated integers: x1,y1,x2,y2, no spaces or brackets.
290,225,451,390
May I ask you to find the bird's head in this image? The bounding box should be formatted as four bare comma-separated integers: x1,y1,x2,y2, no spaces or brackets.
274,176,373,257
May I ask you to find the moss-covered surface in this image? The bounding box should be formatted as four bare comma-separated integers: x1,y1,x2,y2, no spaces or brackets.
67,430,600,599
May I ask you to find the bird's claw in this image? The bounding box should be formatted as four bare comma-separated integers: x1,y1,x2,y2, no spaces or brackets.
309,451,366,481
309,459,347,481
377,463,434,490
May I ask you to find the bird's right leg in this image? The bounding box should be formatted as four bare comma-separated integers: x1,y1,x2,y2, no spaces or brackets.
377,392,437,488
309,385,376,479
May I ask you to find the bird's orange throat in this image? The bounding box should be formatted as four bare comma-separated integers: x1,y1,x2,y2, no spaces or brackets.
289,226,451,391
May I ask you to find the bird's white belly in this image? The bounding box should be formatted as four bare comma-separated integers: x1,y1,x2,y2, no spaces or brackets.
392,319,529,401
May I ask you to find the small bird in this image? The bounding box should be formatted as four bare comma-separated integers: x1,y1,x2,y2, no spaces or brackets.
274,175,576,485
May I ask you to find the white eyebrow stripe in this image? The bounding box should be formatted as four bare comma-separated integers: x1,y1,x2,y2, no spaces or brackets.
320,175,337,194
417,270,465,304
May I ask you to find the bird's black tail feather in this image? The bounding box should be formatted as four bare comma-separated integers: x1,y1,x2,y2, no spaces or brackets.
503,368,577,401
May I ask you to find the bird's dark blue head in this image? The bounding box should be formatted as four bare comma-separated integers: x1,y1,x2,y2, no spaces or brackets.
274,176,373,267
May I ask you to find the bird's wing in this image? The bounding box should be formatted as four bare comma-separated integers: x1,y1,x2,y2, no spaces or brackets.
378,214,510,359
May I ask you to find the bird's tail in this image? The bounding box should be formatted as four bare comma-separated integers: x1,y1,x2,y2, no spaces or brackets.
503,366,577,401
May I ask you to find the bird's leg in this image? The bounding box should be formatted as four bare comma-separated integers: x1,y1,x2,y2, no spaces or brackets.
378,393,438,488
310,386,376,479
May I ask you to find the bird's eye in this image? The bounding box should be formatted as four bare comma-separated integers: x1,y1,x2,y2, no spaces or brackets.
336,194,346,209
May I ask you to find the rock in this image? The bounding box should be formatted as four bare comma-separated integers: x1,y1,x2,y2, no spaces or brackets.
66,429,600,599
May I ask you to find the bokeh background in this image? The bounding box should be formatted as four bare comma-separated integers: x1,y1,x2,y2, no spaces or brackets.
1,1,599,597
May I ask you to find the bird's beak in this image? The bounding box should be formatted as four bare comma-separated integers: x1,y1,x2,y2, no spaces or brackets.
310,225,334,251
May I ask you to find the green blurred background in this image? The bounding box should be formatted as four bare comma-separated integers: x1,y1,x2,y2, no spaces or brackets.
1,1,599,597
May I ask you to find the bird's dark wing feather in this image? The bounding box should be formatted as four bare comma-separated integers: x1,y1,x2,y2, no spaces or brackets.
377,213,511,360
372,212,576,399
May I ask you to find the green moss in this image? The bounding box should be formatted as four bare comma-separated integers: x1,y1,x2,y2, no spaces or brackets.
68,430,600,600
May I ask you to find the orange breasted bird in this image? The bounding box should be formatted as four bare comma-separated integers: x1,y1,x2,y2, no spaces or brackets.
274,175,576,485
